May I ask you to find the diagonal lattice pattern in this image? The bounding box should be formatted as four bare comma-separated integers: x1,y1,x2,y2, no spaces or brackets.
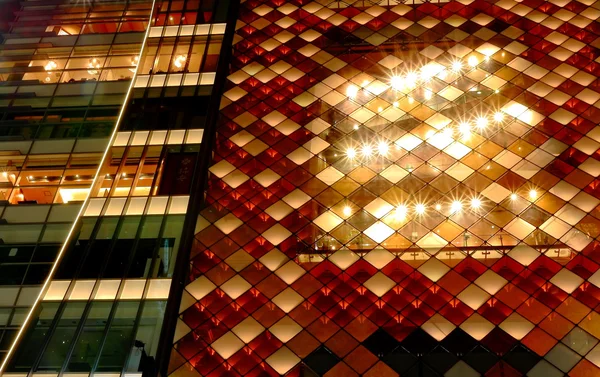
171,0,600,376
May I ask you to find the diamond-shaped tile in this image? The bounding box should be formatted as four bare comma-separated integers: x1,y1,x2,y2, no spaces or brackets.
220,275,252,299
314,211,343,232
262,224,292,245
270,316,302,343
211,332,244,359
364,222,395,244
363,272,395,297
272,288,303,313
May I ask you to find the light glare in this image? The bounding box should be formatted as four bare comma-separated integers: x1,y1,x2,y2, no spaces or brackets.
424,89,432,100
396,205,408,219
346,84,358,99
346,148,356,159
451,61,462,72
390,76,404,90
459,122,471,136
451,201,462,213
476,117,488,129
405,72,418,87
378,141,389,156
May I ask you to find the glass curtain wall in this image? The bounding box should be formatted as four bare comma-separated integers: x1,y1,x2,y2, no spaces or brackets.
2,0,236,375
0,0,153,366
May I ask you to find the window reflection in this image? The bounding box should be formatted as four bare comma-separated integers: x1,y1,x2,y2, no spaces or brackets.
7,303,60,372
66,302,112,372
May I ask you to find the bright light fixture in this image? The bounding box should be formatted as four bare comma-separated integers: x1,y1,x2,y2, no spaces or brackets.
346,148,356,159
343,206,352,216
510,193,518,201
415,203,426,215
529,189,538,200
378,141,389,156
468,56,478,67
173,54,186,69
44,60,58,71
451,61,462,72
459,122,471,136
346,84,359,99
396,205,408,219
390,76,403,90
451,201,462,213
493,112,504,122
405,72,418,87
471,198,481,209
362,145,373,157
476,117,488,129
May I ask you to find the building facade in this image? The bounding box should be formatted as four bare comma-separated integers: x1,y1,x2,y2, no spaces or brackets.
0,0,236,375
5,0,600,376
167,0,600,376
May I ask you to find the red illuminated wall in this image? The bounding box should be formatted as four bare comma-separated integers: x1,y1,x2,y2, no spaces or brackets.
170,0,600,376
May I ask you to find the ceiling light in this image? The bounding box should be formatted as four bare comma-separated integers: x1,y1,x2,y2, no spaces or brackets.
529,189,538,200
346,84,358,99
459,122,471,136
343,206,352,216
396,205,408,219
346,148,356,159
475,117,488,129
405,72,418,87
362,145,373,157
451,61,462,72
468,56,478,67
451,201,462,213
435,204,442,211
494,112,504,122
129,55,139,72
377,141,389,156
87,57,101,74
415,204,426,215
390,76,403,90
44,60,57,71
173,54,187,69
510,193,518,201
471,198,481,209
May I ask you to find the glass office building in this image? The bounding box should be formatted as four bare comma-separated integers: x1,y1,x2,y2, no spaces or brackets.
6,0,600,376
0,0,235,375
